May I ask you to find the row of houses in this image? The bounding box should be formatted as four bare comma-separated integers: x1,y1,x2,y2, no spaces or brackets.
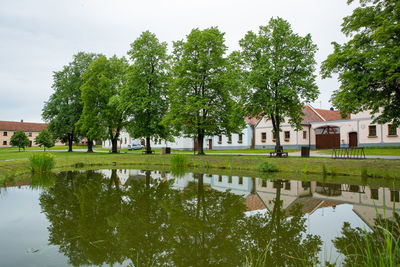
103,105,400,150
2,104,399,150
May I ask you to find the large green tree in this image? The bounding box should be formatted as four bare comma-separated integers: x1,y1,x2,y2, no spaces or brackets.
321,0,400,126
121,31,170,154
79,55,129,153
10,131,30,151
166,27,245,155
34,129,55,151
239,17,318,150
42,52,99,152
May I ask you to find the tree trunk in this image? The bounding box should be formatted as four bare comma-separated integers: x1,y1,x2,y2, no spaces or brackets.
87,138,93,153
68,133,73,152
145,137,151,154
111,138,118,153
197,133,205,155
274,127,281,152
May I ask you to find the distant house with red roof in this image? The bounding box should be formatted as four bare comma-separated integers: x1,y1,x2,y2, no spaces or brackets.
255,105,400,149
0,120,64,148
0,120,48,147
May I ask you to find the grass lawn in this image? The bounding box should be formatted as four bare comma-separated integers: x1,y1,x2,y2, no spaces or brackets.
1,150,400,185
0,145,102,152
317,146,400,156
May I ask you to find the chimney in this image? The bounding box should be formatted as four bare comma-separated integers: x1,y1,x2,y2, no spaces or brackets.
21,119,24,123
330,107,334,111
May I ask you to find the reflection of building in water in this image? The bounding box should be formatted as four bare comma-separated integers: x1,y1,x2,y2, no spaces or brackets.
96,169,399,227
254,179,399,227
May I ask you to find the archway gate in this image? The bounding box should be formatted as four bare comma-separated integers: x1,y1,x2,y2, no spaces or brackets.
315,126,340,149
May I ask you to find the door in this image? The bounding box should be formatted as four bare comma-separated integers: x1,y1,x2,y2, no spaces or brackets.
349,132,357,147
316,134,340,149
208,139,212,150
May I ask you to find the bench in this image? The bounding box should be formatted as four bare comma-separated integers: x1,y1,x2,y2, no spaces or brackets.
269,146,288,158
142,150,155,155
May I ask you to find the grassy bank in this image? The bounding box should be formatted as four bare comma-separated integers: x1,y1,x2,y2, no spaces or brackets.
1,150,400,184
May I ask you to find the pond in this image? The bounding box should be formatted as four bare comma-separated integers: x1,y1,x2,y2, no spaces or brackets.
0,169,399,266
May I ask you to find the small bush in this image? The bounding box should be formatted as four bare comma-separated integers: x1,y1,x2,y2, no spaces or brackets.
322,164,328,177
170,154,188,168
361,166,368,178
29,153,55,173
259,161,278,173
74,162,85,168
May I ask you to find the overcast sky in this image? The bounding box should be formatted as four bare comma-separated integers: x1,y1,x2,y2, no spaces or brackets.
0,0,358,123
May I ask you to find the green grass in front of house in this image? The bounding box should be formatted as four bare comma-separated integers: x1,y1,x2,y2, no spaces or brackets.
94,148,299,154
317,146,400,156
1,150,400,185
0,145,102,151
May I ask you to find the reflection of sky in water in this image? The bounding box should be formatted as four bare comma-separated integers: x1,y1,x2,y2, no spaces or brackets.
307,204,368,264
0,187,68,267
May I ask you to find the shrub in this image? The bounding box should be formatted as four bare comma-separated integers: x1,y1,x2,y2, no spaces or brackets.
29,153,55,173
170,154,188,168
259,161,278,173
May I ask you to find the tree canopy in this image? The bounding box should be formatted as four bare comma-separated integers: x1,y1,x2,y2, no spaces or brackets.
10,131,30,151
239,17,318,149
121,31,170,153
34,129,55,151
79,55,129,153
165,27,245,154
42,52,99,152
321,0,400,126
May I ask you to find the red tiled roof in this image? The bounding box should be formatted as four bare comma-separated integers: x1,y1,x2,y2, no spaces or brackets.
301,105,323,124
244,117,259,126
301,105,346,124
314,108,343,121
246,194,266,211
0,120,47,132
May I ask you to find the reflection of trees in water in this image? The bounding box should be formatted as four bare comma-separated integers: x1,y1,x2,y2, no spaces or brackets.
40,171,322,266
334,213,400,266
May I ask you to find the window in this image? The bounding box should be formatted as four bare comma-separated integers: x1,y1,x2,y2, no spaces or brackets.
3,131,7,136
218,135,222,144
28,132,32,137
303,131,307,139
391,190,399,202
261,132,266,143
228,176,232,183
227,135,232,144
284,131,290,140
388,124,397,136
262,180,267,187
124,138,127,144
285,181,291,190
218,175,222,182
238,133,243,143
239,177,243,185
368,125,377,137
302,181,310,189
272,132,276,142
370,188,379,200
2,141,7,145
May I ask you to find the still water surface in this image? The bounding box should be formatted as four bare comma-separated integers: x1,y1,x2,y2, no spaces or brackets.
0,169,399,266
